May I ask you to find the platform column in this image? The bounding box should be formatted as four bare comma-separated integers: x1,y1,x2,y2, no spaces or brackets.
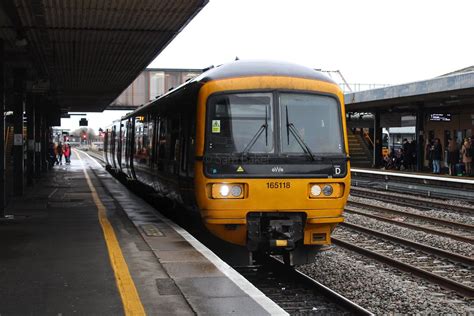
26,95,35,185
415,107,425,172
373,110,383,168
41,113,48,172
0,39,5,214
34,97,42,177
13,69,26,196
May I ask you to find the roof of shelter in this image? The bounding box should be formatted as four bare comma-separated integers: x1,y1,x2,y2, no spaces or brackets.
440,65,474,77
0,0,207,112
344,69,474,112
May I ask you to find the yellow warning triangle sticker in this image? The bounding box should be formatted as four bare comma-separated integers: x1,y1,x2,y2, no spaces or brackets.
236,166,244,172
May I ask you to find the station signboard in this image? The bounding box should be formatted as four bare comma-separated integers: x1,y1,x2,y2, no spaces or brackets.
429,113,451,122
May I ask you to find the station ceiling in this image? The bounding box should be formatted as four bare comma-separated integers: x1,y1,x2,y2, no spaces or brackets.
0,0,207,113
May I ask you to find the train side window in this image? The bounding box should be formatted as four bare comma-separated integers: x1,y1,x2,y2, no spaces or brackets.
152,116,160,165
170,116,180,162
180,114,189,174
148,115,155,166
187,114,196,177
125,119,133,165
158,116,168,160
121,122,127,168
134,117,145,164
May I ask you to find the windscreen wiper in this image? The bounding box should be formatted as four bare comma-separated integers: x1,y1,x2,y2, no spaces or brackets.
241,105,269,155
285,106,315,161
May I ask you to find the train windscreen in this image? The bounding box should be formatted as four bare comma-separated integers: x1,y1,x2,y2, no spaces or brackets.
206,93,274,154
279,93,344,156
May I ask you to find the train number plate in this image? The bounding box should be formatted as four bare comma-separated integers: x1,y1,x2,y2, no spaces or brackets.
266,181,291,189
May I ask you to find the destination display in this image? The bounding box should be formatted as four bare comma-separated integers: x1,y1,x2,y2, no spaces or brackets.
429,113,451,122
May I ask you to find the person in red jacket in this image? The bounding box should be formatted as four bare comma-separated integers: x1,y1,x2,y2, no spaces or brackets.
63,143,71,164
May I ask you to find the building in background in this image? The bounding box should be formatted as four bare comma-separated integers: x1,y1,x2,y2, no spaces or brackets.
110,68,202,109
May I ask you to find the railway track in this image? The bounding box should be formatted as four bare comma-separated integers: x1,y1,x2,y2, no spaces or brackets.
345,201,474,244
84,149,372,314
350,187,474,214
334,223,474,298
87,149,473,301
235,256,372,315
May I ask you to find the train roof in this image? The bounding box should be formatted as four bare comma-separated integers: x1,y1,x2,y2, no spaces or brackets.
124,60,336,119
196,59,336,83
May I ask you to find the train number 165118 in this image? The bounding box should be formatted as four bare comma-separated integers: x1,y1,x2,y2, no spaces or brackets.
266,181,291,189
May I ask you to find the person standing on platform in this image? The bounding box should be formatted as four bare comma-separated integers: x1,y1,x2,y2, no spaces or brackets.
409,140,417,171
425,139,433,172
431,138,442,174
57,142,63,165
49,142,58,166
402,139,411,170
447,138,459,176
53,143,59,165
461,138,472,176
63,143,71,164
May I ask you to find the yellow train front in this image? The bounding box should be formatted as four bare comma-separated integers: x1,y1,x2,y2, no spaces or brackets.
105,60,350,265
194,60,350,265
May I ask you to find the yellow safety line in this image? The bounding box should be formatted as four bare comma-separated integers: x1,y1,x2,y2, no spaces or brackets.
76,151,146,316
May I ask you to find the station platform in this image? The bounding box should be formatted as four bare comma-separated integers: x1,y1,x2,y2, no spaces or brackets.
0,150,286,315
351,167,474,201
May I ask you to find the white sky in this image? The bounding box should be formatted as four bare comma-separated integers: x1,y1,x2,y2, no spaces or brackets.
60,0,474,131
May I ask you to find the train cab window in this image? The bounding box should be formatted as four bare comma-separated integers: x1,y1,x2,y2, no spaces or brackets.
206,93,274,154
280,93,343,155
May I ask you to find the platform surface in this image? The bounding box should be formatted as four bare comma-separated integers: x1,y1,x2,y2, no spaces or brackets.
0,150,286,315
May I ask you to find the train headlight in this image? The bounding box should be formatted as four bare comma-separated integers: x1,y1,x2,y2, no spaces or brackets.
310,184,322,197
219,185,230,197
230,185,243,197
322,185,333,196
309,183,343,198
211,183,244,199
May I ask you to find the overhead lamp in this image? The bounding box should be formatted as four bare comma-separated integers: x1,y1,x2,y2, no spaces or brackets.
15,36,28,47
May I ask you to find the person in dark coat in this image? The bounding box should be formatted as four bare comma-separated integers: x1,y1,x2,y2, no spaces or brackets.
49,142,58,166
425,139,433,171
431,138,442,174
410,140,417,171
57,142,63,165
447,138,459,176
402,139,411,170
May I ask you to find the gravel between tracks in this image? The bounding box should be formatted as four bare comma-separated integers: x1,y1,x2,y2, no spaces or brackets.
349,195,474,225
350,186,474,209
342,212,474,257
299,247,473,315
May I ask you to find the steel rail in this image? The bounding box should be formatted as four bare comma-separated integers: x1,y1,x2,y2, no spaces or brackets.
339,222,473,266
350,187,474,214
348,200,474,231
332,237,474,298
252,256,374,315
345,206,474,244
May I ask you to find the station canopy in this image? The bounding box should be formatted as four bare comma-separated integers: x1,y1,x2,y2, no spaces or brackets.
0,0,207,112
345,67,474,113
